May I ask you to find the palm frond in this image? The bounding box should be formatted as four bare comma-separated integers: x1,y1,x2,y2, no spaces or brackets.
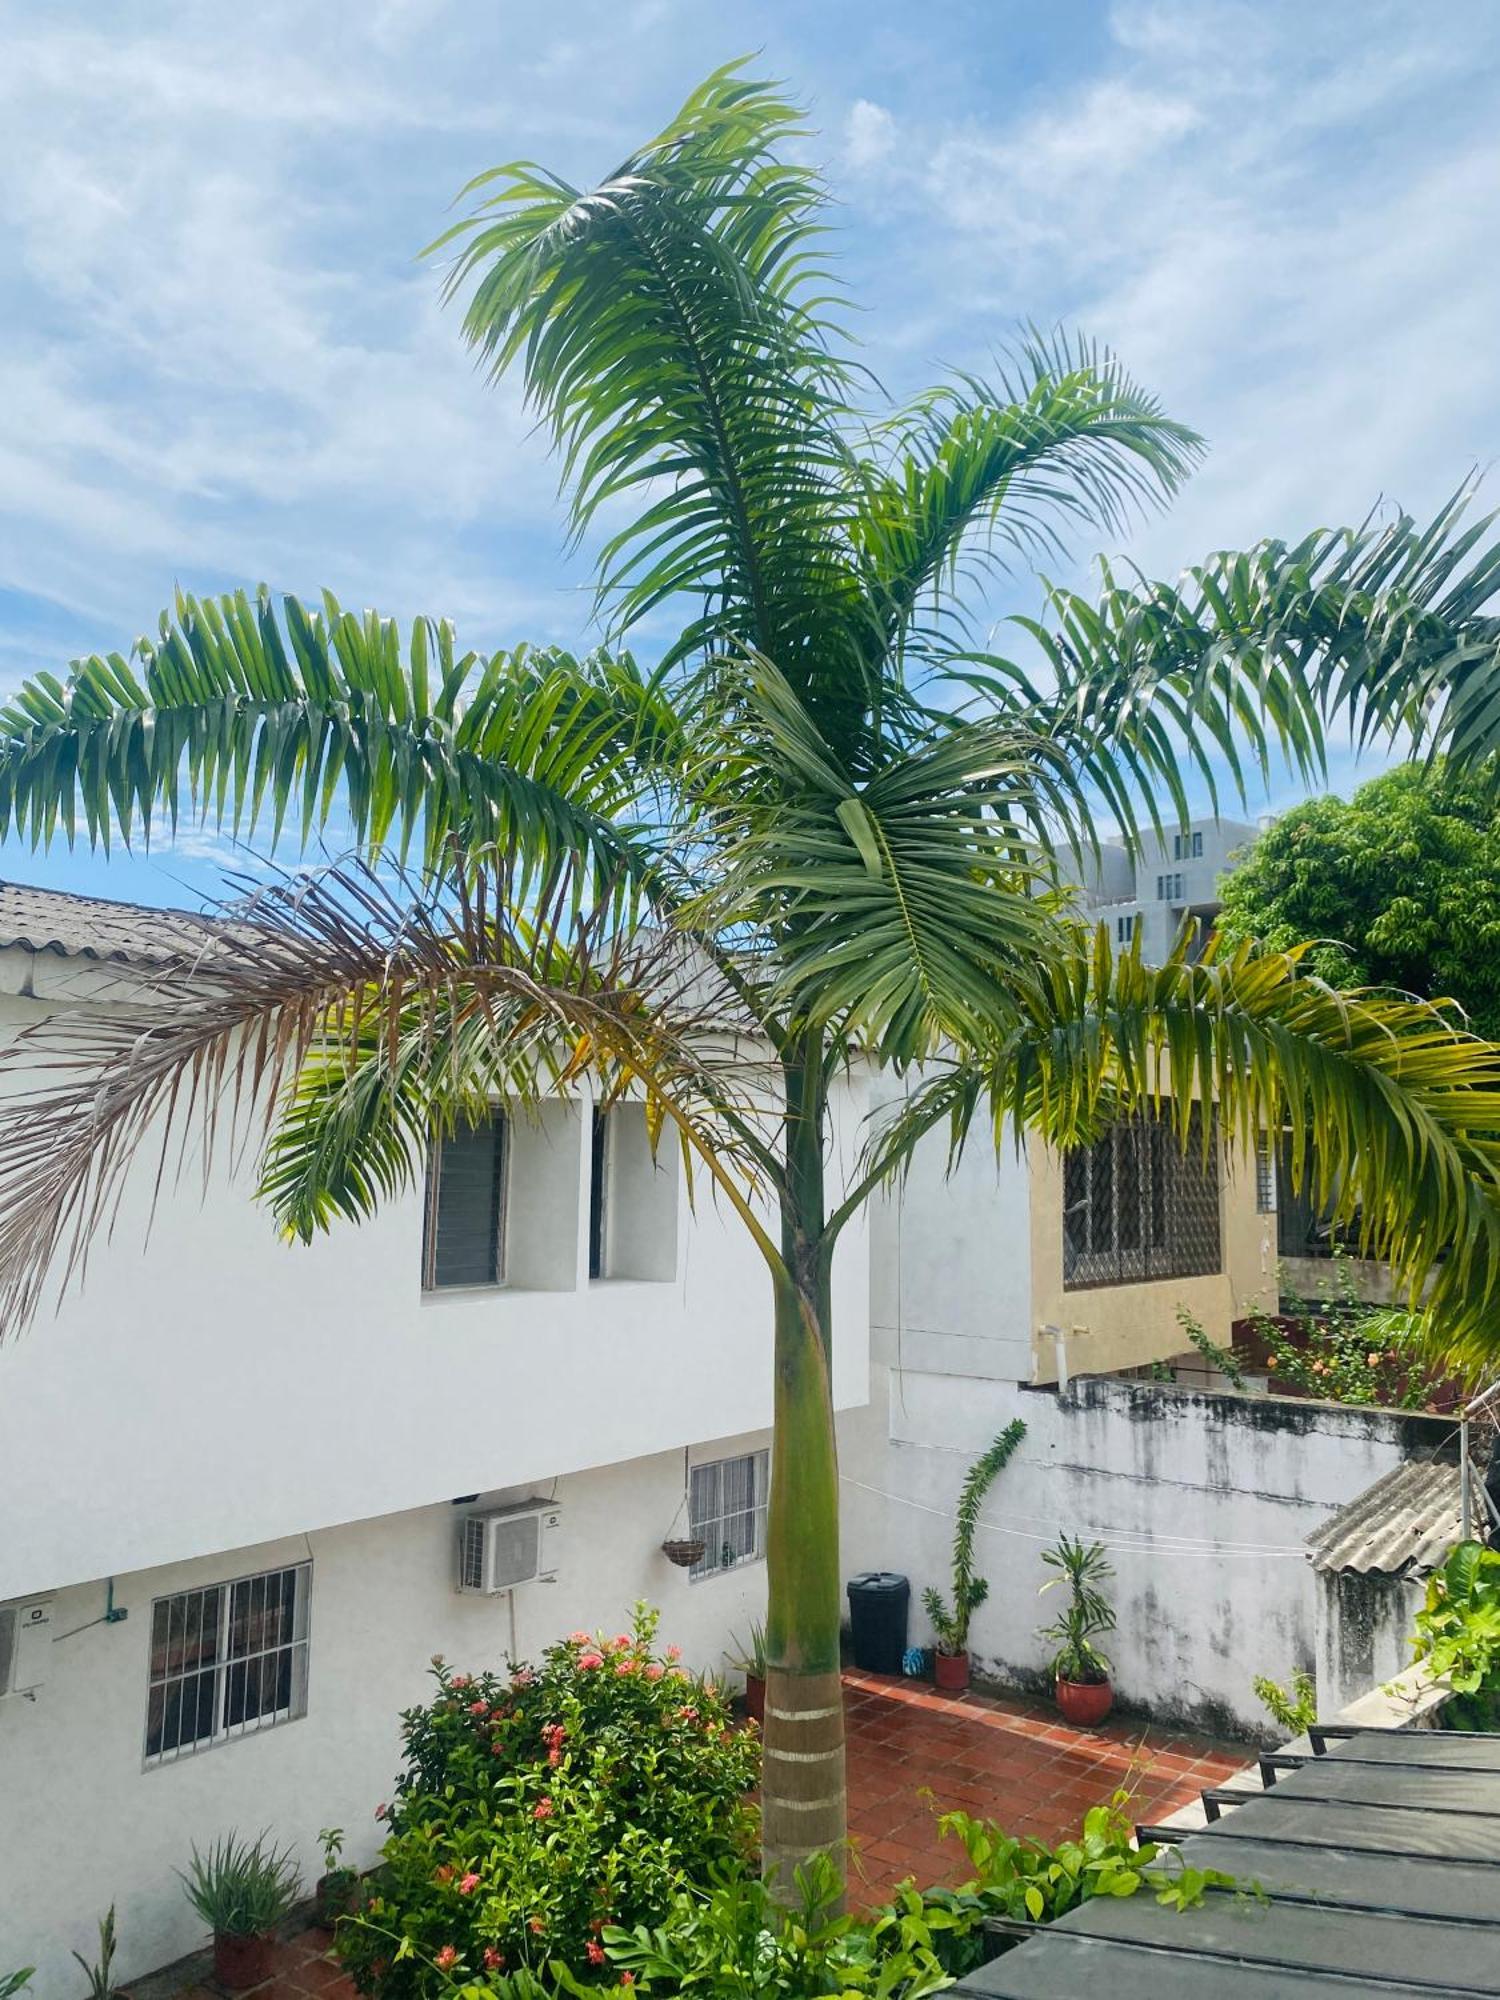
0,588,677,885
985,489,1500,829
853,331,1202,659
689,655,1089,1058
430,61,873,741
868,923,1500,1367
0,855,778,1331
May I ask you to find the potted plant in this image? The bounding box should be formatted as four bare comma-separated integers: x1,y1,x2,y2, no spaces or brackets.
728,1622,767,1724
179,1831,301,1990
313,1827,359,1931
1038,1535,1117,1726
922,1419,1027,1691
71,1907,124,2000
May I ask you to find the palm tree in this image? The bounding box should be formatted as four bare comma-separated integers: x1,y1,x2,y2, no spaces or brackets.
3,66,1500,1891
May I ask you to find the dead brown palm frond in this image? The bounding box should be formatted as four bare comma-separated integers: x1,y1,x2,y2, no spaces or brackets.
0,853,780,1332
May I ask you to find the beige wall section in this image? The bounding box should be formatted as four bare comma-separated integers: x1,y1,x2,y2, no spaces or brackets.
1028,1136,1277,1381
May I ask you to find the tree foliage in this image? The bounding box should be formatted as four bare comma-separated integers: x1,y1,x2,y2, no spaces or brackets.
1217,762,1500,1037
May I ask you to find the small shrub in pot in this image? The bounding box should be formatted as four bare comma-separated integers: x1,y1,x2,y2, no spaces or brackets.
1038,1536,1116,1726
179,1831,301,1990
922,1420,1026,1691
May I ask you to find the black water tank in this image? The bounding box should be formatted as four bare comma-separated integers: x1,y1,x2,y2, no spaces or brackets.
846,1571,910,1674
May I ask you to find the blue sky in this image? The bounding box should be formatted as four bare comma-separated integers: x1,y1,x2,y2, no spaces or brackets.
3,0,1499,909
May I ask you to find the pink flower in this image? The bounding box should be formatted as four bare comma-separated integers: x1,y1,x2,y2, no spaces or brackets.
374,1803,389,1821
644,1663,665,1682
529,1917,547,1936
548,1746,562,1766
666,1644,682,1661
579,1651,605,1670
434,1945,458,1972
611,1634,633,1651
483,1948,506,1971
468,1700,489,1717
615,1658,637,1677
586,1942,607,1967
450,1672,471,1690
534,1796,555,1820
620,1974,635,1988
458,1872,481,1896
492,1741,507,1756
677,1706,699,1724
569,1630,592,1645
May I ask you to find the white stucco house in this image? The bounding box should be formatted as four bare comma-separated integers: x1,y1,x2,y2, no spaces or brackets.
0,882,869,1992
0,876,1443,1994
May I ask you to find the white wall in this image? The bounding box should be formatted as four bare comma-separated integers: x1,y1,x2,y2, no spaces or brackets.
839,1369,1448,1739
0,958,869,1604
0,1432,772,1996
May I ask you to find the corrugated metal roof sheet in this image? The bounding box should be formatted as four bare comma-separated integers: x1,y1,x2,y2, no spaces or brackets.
1306,1456,1470,1577
0,879,222,967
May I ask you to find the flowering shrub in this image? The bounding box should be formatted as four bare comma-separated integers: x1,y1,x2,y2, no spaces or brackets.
336,1605,758,1995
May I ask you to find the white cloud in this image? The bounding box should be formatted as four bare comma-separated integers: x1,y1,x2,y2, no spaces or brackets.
845,99,897,173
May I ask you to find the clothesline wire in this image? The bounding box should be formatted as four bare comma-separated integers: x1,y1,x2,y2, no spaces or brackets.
839,1473,1309,1560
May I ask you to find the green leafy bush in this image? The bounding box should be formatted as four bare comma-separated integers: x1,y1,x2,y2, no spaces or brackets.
1253,1668,1317,1737
572,1799,1236,1999
337,1605,759,1993
1413,1540,1500,1729
1244,1258,1439,1411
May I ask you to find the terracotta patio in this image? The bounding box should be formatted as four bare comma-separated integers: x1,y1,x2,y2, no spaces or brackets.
146,1671,1246,1996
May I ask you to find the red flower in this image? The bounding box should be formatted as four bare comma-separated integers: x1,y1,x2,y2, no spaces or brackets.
434,1945,458,1972
534,1796,555,1820
459,1872,481,1896
529,1916,547,1935
492,1741,507,1755
620,1974,635,1988
578,1651,605,1670
374,1803,389,1821
548,1746,562,1766
468,1700,490,1717
587,1943,607,1966
483,1948,506,1971
614,1658,637,1677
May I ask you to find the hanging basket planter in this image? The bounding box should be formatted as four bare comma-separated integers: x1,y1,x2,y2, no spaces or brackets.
661,1536,706,1569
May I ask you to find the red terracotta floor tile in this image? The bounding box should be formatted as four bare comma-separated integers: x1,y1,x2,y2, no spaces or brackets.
841,1669,1247,1904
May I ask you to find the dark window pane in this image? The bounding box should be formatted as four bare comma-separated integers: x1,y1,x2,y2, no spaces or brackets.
588,1109,608,1280
425,1116,505,1288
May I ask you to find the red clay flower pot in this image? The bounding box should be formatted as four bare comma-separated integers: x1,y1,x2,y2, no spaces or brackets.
213,1932,276,1990
1055,1675,1113,1727
933,1649,969,1692
743,1672,765,1725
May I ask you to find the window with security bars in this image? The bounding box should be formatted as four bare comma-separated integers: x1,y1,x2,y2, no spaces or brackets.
1062,1107,1221,1288
145,1563,310,1767
688,1450,769,1582
424,1113,506,1288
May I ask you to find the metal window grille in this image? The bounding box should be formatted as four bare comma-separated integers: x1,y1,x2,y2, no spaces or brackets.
145,1563,309,1768
687,1450,769,1582
1062,1107,1221,1288
1255,1134,1278,1213
588,1108,609,1281
423,1113,507,1289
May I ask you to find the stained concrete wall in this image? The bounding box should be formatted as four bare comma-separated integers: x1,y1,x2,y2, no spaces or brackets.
839,1369,1453,1740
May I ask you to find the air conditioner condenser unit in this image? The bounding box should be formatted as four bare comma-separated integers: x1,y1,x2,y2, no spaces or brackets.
456,1503,562,1595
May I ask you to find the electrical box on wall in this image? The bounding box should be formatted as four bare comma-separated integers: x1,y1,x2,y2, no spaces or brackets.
0,1599,53,1697
456,1503,562,1595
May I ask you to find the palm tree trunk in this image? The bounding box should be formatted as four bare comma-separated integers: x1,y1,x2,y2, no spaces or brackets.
761,1036,846,1902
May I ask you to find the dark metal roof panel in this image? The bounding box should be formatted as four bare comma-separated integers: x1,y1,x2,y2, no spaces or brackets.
1306,1458,1467,1577
954,1730,1500,2000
